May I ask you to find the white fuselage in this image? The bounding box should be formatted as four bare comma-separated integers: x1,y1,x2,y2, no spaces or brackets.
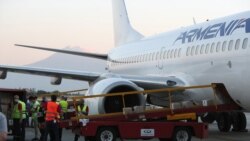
107,11,250,110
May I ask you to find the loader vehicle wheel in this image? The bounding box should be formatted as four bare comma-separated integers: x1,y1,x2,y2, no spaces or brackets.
172,127,191,141
96,127,117,141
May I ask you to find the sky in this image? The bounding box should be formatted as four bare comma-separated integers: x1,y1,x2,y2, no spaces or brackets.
0,0,250,65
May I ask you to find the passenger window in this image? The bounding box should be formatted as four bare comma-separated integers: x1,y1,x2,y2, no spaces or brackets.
178,48,181,57
174,49,178,58
242,38,248,49
156,52,159,60
163,51,167,59
186,47,190,56
216,42,221,52
210,43,215,53
195,45,200,55
170,49,174,58
222,41,227,52
167,50,170,58
200,44,205,54
228,40,234,51
205,44,210,54
152,53,155,61
191,46,195,56
235,39,240,50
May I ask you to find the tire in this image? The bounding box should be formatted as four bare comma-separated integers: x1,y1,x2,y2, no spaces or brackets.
232,112,247,131
238,112,247,131
217,112,231,132
232,112,241,131
96,127,117,141
172,127,191,141
200,113,216,123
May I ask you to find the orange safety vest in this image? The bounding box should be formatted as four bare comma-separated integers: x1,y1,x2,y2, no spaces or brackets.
45,101,59,121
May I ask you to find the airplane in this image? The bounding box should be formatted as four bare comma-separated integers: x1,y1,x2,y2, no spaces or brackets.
0,0,250,132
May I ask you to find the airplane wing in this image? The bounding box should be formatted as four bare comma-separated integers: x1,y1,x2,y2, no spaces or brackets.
15,44,108,60
0,65,100,84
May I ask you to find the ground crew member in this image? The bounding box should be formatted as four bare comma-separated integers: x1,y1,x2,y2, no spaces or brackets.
12,95,26,141
37,96,47,141
74,99,89,141
30,96,40,141
58,96,68,141
0,112,7,141
43,95,61,141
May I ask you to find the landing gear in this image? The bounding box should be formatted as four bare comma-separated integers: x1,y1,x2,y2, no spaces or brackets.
200,112,216,123
232,112,247,132
201,112,248,132
217,112,232,132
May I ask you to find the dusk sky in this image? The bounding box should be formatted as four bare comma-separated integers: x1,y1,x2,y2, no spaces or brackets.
1,0,250,65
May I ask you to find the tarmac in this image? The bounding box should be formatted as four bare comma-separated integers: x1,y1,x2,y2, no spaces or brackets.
7,113,250,141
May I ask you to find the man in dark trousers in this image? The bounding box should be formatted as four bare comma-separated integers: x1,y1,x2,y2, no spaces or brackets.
11,95,26,141
74,99,89,141
43,95,61,141
37,96,47,141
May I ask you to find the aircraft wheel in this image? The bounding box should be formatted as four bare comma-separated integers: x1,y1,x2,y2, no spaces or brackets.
200,112,216,123
217,112,232,132
232,112,247,132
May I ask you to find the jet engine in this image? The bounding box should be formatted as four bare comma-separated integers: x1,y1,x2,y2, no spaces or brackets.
50,76,62,85
86,78,145,114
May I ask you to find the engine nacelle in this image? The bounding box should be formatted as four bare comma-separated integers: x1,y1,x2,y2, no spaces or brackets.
50,76,62,85
0,70,7,79
86,78,145,114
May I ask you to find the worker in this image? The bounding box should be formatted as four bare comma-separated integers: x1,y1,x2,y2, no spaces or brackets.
30,96,40,141
0,112,7,141
74,99,89,141
43,95,61,141
58,96,68,141
11,95,26,141
37,96,47,141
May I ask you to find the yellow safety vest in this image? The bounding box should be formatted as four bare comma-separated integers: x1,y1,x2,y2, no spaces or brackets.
12,100,26,119
59,100,68,113
32,101,40,119
77,105,87,113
